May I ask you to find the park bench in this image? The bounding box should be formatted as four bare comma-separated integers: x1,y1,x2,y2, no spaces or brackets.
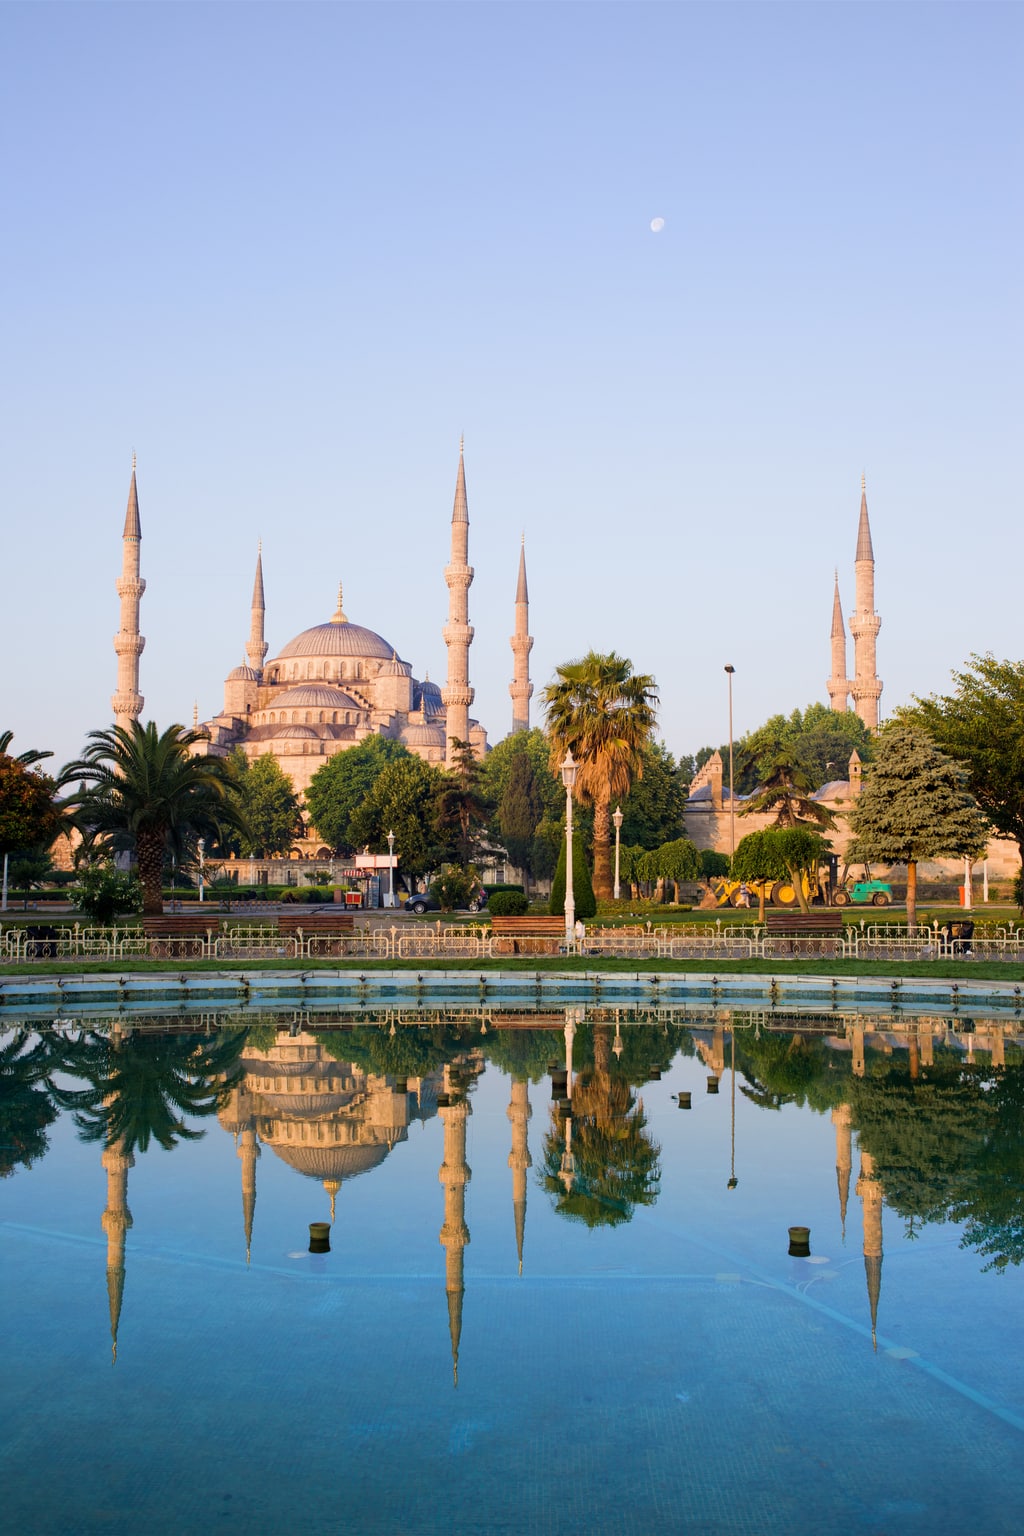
490,915,566,956
764,910,845,957
277,909,356,956
141,914,219,957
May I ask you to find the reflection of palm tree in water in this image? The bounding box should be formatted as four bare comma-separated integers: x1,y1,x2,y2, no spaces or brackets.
0,1029,65,1178
53,1028,247,1152
50,1027,248,1363
541,1025,660,1227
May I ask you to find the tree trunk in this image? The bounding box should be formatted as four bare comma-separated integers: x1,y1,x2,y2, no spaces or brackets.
789,864,810,913
906,860,918,932
592,796,613,901
593,1025,611,1076
136,828,165,915
758,885,766,923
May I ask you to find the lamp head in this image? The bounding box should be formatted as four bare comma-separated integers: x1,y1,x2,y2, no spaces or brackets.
560,749,577,790
612,804,623,831
724,664,735,676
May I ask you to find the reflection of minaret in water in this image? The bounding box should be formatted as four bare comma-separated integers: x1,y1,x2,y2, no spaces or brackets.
438,1070,471,1387
219,1082,261,1262
101,1137,134,1364
832,1104,852,1240
507,1078,532,1275
856,1147,884,1350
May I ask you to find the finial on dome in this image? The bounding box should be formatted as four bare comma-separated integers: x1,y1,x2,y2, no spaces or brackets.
861,472,866,494
192,700,198,728
331,582,348,624
459,433,464,456
131,449,136,472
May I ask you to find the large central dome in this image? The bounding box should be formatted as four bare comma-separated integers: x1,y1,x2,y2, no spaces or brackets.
275,617,395,661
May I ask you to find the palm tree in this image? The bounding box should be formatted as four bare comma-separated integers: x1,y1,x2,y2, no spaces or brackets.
60,722,248,914
739,753,836,831
0,730,53,767
543,653,658,900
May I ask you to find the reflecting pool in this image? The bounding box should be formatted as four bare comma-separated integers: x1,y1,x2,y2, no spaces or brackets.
2,1007,1024,1534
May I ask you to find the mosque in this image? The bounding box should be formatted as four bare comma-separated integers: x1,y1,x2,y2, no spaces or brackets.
111,442,536,800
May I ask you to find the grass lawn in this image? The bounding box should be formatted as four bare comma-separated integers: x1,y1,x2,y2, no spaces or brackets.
1,954,1022,982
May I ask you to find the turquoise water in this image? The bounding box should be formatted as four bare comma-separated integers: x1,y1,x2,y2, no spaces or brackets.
2,1009,1023,1534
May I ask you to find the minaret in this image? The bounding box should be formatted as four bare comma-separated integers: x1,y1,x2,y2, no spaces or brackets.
832,1103,852,1240
856,1147,884,1349
112,456,146,729
827,571,850,712
442,438,475,765
507,1077,532,1275
848,476,882,730
101,1137,134,1364
239,1124,259,1264
509,537,533,735
246,543,268,675
438,1074,471,1386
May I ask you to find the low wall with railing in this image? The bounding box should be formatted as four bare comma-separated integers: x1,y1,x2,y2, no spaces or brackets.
4,918,1024,965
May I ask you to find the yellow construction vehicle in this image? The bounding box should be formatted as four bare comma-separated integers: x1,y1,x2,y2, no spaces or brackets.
711,871,825,909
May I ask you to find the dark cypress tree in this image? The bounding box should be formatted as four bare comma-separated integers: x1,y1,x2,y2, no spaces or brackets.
498,749,542,891
548,830,597,920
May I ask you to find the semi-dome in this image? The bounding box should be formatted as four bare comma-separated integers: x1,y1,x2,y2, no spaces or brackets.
273,725,321,741
272,684,360,709
275,619,395,661
400,722,447,749
227,662,261,682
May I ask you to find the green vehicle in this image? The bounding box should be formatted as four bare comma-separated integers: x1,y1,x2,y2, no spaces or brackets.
832,878,893,907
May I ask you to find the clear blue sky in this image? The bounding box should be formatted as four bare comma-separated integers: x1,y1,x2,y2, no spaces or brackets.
2,1,1020,771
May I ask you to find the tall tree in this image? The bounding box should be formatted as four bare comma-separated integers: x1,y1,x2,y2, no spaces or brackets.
543,652,658,900
0,754,62,871
228,752,301,858
305,736,412,854
497,747,542,890
347,754,446,880
434,739,490,869
617,741,688,850
904,655,1024,873
846,724,989,929
60,722,247,914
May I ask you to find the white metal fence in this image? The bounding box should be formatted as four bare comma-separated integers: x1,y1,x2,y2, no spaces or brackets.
3,918,1024,965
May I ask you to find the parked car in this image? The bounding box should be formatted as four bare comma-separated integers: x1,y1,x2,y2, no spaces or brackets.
403,890,488,915
832,879,893,907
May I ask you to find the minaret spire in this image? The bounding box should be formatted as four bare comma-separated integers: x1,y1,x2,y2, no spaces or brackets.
856,1146,884,1350
438,1071,471,1387
112,459,146,729
101,1135,134,1364
246,543,268,674
509,537,534,735
507,1077,532,1275
849,477,882,729
832,1103,852,1239
442,439,475,764
827,570,850,712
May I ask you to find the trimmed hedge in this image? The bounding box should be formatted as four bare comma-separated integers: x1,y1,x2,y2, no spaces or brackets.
487,890,530,917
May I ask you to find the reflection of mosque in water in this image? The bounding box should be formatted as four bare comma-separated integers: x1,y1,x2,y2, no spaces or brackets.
94,1012,1020,1373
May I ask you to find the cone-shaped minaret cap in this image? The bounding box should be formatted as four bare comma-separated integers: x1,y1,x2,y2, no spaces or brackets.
831,571,845,638
452,436,469,523
123,461,141,540
515,537,529,604
251,544,265,609
856,479,874,562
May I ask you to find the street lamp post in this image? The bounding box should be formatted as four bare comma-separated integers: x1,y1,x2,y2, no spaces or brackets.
561,750,577,948
612,804,623,901
724,665,736,864
198,838,205,903
387,829,395,908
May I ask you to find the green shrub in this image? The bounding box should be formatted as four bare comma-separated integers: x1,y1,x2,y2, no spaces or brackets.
72,865,143,923
430,867,481,912
548,832,596,920
487,890,530,917
484,883,525,897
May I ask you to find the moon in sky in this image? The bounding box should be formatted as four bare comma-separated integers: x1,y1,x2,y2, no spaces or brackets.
650,217,665,232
